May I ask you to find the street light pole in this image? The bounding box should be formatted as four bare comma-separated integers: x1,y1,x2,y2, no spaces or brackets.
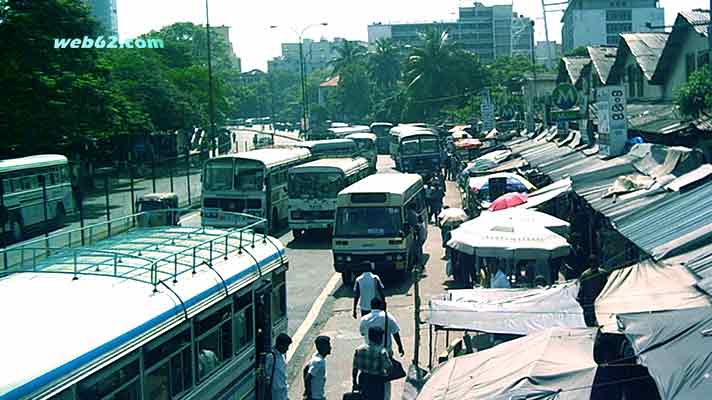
270,23,328,139
205,0,216,157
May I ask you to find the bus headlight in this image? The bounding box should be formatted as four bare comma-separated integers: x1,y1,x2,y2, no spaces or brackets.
385,255,393,261
336,255,344,262
346,256,352,262
395,254,405,261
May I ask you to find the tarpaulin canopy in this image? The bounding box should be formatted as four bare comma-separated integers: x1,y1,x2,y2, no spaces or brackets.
417,327,599,400
618,307,712,400
428,282,587,335
447,218,570,259
472,208,570,236
595,259,711,332
523,177,573,210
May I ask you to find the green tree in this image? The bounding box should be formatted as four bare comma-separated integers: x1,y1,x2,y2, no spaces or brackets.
0,0,128,156
369,38,401,90
675,67,712,117
330,39,367,75
565,46,589,57
337,63,371,122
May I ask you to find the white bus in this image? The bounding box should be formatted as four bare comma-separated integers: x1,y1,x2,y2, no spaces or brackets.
344,133,378,174
0,211,288,400
290,139,358,159
288,157,372,239
0,154,75,242
202,148,311,233
332,173,428,284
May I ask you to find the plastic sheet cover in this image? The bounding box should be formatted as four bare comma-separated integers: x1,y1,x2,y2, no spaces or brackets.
618,307,712,400
428,282,587,335
595,260,711,332
417,327,598,400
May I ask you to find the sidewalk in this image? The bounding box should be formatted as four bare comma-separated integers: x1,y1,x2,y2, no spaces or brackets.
287,179,461,399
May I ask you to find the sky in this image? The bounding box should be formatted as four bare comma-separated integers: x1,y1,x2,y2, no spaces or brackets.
116,0,709,71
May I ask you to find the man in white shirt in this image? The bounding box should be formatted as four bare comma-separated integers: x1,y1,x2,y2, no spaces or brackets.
303,335,331,400
264,333,292,400
353,262,385,318
359,298,404,399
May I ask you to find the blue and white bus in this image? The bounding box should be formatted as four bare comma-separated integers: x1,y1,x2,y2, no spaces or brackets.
0,211,287,400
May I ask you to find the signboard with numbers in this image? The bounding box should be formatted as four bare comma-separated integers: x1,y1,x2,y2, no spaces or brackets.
597,86,627,157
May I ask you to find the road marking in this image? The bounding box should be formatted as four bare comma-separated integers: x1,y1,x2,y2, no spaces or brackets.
286,272,341,363
179,212,200,224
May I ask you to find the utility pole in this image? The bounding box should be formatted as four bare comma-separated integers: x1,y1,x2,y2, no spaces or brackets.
412,264,424,382
298,40,309,136
205,0,216,157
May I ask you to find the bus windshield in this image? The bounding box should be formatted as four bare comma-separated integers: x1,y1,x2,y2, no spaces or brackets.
421,138,439,153
401,139,419,155
235,166,264,191
289,172,344,198
204,159,233,190
334,207,402,237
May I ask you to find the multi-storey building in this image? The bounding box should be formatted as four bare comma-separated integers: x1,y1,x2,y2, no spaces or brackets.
535,41,563,68
561,0,664,53
212,25,242,72
84,0,118,37
267,38,367,74
367,2,534,63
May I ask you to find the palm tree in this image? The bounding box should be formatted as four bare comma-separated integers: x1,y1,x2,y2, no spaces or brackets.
368,38,401,90
403,29,456,119
330,40,367,75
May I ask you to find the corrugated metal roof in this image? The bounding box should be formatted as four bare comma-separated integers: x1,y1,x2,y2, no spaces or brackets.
614,181,712,260
666,242,712,280
586,46,618,85
651,12,710,84
559,57,590,86
610,33,669,82
680,10,711,37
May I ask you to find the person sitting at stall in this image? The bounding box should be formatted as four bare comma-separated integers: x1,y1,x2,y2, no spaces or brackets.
489,259,511,289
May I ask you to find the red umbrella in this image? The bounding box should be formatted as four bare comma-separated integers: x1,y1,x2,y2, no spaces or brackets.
489,192,528,211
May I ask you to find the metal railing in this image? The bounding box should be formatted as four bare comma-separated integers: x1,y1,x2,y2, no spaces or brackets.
0,209,281,292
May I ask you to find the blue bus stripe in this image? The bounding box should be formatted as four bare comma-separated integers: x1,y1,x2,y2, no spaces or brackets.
3,250,282,400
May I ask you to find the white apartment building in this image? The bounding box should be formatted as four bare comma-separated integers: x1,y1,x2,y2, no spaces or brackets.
561,0,664,53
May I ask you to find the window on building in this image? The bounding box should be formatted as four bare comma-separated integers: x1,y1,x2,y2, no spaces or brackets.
606,10,632,21
607,35,619,45
606,23,632,35
686,53,697,80
698,51,710,70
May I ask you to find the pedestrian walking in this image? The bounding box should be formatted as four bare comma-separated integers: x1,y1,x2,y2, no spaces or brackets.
430,182,444,225
576,255,609,327
424,184,434,221
303,336,331,400
353,263,385,318
406,203,424,265
359,298,404,400
352,327,392,400
264,333,292,400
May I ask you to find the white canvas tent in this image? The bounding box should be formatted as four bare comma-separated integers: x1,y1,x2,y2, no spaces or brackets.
428,281,587,335
447,218,570,260
595,259,711,332
470,208,570,236
417,327,599,400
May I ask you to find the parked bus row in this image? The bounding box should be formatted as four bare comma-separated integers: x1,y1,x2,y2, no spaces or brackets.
389,124,442,178
201,138,377,233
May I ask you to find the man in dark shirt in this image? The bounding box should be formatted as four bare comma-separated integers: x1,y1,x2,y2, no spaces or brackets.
577,255,609,327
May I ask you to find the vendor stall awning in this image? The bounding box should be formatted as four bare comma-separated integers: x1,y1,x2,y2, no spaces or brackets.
418,327,598,400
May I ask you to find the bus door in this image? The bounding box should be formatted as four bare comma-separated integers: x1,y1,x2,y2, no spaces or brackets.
255,282,273,400
254,282,273,355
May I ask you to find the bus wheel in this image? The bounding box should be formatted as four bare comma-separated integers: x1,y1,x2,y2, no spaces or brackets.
54,204,66,228
341,271,353,286
10,217,23,243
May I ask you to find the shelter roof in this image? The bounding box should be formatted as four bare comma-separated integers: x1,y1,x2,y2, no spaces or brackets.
609,32,669,82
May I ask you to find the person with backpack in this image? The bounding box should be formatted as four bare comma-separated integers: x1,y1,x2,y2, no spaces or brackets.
264,333,292,400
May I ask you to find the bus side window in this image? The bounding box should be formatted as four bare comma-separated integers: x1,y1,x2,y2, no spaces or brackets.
234,291,254,353
76,351,140,400
143,326,192,399
194,302,233,382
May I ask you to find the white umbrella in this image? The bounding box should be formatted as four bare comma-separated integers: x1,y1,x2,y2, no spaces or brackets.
447,217,570,259
438,207,468,226
472,208,570,236
450,130,471,139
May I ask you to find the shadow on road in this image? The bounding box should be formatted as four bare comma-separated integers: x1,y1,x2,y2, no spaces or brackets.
286,230,332,250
